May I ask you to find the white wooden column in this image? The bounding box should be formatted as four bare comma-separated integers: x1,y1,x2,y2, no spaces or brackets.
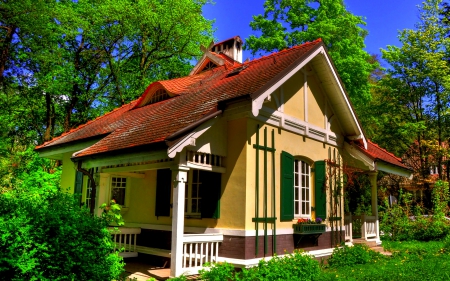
170,165,189,277
96,173,110,217
369,171,380,243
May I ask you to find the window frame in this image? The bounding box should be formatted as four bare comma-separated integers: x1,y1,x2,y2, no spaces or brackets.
110,176,129,207
185,169,202,217
294,158,311,218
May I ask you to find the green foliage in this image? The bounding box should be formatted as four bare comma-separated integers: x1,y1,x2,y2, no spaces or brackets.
0,186,124,280
199,251,320,281
246,0,376,111
326,244,385,268
380,181,450,241
1,0,214,144
371,0,450,177
100,200,125,227
318,240,450,281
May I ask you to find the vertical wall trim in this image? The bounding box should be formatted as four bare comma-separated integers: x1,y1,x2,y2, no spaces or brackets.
304,73,308,122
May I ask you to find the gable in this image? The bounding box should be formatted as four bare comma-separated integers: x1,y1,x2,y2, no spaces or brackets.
251,44,366,149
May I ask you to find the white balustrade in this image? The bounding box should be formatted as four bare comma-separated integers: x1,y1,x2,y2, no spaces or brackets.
344,214,353,242
109,227,141,258
363,216,377,239
181,233,223,275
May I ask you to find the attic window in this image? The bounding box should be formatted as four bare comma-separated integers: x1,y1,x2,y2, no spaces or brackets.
149,89,170,104
201,61,217,72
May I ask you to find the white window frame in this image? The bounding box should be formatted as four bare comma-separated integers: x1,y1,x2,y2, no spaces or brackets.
294,159,311,217
110,176,129,207
185,169,202,217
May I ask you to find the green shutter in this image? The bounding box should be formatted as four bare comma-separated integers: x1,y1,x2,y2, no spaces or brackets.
74,171,83,195
314,160,327,221
155,169,172,217
200,170,221,219
280,151,294,221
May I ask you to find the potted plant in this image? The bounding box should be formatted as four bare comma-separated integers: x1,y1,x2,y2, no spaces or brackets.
293,218,326,234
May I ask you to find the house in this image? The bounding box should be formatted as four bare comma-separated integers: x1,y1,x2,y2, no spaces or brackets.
35,36,412,277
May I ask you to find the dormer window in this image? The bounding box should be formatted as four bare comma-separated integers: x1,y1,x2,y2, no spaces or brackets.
149,89,170,104
201,61,217,73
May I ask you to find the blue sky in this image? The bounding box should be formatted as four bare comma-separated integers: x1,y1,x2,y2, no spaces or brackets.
203,0,423,62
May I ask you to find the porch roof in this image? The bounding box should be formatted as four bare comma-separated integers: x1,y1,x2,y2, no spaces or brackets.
35,39,325,158
351,139,411,171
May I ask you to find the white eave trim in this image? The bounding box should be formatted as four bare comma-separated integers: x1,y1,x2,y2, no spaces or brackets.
344,142,375,170
167,117,218,158
376,161,413,179
251,45,367,149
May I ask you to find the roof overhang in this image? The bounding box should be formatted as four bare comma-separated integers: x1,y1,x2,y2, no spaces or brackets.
344,142,413,179
250,44,367,149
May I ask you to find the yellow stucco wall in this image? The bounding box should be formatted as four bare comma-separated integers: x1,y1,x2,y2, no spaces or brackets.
283,72,305,121
244,119,341,231
60,152,77,194
307,75,326,128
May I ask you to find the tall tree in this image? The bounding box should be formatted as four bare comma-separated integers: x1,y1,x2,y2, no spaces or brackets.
380,0,450,180
246,0,376,110
0,0,213,142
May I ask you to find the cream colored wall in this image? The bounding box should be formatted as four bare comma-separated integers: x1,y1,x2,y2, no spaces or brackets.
60,152,77,193
213,117,247,230
244,119,343,231
283,72,305,120
307,75,326,128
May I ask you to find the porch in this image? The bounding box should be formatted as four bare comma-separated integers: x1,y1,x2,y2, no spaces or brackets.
110,227,223,277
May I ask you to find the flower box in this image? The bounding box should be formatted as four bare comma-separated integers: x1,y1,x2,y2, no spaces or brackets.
293,223,326,234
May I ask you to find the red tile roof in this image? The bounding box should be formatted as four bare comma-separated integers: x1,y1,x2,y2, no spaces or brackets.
36,39,326,158
352,140,410,170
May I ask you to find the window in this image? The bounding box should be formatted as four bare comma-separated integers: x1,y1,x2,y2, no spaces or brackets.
184,169,221,218
294,159,311,217
111,177,127,206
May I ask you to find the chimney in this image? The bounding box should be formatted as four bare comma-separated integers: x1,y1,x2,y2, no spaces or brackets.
211,36,243,63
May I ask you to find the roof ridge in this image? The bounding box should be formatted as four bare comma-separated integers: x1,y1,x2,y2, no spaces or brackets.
243,39,322,65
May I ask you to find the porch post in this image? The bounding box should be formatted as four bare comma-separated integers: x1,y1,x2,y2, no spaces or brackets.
369,171,380,243
170,165,189,277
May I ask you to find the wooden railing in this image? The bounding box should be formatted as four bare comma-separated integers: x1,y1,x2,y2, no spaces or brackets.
109,227,141,258
181,233,223,275
345,215,378,241
344,214,353,242
362,215,377,239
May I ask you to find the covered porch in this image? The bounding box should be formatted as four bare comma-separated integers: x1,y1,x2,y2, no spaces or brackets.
343,141,413,245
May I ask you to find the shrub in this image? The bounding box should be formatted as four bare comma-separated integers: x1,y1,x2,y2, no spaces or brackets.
0,186,124,280
199,250,320,281
380,181,450,241
327,244,385,268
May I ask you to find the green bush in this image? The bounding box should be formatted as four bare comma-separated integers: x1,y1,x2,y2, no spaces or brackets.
380,181,450,241
199,250,320,281
0,186,124,280
326,244,385,268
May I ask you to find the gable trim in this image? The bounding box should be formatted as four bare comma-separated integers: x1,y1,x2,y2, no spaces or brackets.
251,44,367,149
167,116,220,158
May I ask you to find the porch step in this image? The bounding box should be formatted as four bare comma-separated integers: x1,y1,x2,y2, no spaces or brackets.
147,268,200,280
352,238,377,248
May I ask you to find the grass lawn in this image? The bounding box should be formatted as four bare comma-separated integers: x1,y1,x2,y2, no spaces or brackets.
317,240,450,280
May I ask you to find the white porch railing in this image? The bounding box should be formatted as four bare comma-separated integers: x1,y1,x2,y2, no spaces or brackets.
344,214,378,242
109,227,141,258
344,214,353,242
362,215,377,239
181,233,224,275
